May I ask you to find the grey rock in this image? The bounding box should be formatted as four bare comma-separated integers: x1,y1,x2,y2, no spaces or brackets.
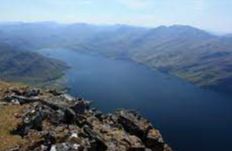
2,88,171,151
116,110,152,139
71,101,90,114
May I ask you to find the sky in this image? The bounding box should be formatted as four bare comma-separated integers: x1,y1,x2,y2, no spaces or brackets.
0,0,231,33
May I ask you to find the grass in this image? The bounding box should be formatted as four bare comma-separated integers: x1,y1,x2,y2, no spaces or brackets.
0,81,28,150
0,105,26,150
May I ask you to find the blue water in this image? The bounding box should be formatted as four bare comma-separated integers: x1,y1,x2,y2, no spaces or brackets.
39,48,232,151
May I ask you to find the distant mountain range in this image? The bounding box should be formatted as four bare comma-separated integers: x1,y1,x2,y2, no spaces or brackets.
0,22,232,92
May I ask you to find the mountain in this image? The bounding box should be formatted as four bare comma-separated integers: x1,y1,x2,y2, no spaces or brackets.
72,25,232,92
224,34,232,37
0,23,232,92
126,26,232,91
0,42,66,86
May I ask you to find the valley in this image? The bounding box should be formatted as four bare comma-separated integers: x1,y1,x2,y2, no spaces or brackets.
0,23,232,93
38,48,232,151
0,22,232,151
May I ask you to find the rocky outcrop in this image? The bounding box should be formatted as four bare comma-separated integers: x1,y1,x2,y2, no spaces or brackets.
116,110,172,151
0,87,172,151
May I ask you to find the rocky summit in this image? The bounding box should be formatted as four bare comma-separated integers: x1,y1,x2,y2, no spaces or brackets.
0,85,172,151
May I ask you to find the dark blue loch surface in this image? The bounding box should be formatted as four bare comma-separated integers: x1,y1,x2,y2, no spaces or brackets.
39,48,232,151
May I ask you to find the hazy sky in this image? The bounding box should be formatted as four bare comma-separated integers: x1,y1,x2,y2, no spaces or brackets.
0,0,231,33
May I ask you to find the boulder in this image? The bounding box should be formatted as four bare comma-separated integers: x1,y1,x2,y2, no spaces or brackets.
64,108,76,124
83,126,108,151
116,110,152,139
145,129,165,151
24,88,40,97
4,95,40,104
48,89,63,96
61,94,76,102
94,110,103,121
50,143,84,151
13,105,47,136
71,100,90,114
48,109,65,125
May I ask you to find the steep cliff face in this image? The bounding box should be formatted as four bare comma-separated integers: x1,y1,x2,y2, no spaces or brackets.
0,83,172,151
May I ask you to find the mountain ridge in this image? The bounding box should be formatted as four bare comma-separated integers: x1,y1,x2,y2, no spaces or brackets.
0,42,67,87
0,22,232,92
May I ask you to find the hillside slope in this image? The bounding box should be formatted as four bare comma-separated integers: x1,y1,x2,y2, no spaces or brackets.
0,42,66,86
1,23,232,92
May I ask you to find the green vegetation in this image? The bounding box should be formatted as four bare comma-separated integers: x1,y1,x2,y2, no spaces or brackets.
0,42,67,87
0,105,26,150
